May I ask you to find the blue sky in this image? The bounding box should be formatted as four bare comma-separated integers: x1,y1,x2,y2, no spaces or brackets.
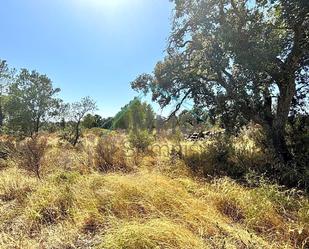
0,0,173,117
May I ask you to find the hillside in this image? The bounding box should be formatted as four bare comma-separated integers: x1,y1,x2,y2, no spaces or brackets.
0,130,308,249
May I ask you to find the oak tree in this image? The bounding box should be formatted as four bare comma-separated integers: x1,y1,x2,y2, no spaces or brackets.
132,0,309,163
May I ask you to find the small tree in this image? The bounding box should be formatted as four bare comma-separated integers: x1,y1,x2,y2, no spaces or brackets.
112,98,155,131
5,69,60,136
67,97,97,146
128,129,154,153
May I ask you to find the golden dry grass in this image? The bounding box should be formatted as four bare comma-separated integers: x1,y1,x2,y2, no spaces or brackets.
0,131,308,249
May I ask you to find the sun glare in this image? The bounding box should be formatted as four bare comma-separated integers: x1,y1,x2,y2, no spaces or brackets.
73,0,144,17
79,0,132,10
91,0,124,8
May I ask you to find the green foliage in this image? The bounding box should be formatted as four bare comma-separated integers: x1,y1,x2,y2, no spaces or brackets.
0,60,13,129
178,107,210,132
82,114,104,129
112,98,155,131
131,0,308,163
61,97,97,146
182,124,275,179
182,135,240,177
128,129,154,152
285,115,309,188
5,69,60,136
101,117,113,129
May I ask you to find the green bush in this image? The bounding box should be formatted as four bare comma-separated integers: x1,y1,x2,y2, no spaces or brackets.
128,129,154,153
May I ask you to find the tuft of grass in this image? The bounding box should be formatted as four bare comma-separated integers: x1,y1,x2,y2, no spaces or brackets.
0,167,37,202
101,219,206,249
25,181,75,225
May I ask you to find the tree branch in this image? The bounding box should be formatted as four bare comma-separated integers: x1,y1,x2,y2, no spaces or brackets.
166,90,192,122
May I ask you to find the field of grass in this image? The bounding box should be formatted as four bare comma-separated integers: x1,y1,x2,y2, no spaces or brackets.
0,130,308,248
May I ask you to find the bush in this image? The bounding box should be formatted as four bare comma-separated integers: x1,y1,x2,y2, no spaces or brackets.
0,136,16,169
182,124,277,181
230,124,273,173
94,132,132,172
14,136,48,179
58,126,77,145
128,129,154,153
0,136,16,161
182,135,241,177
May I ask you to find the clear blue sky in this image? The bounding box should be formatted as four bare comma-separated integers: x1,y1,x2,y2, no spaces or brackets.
0,0,173,117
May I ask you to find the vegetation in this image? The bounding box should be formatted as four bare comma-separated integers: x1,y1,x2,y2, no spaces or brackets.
5,69,61,137
0,131,308,248
64,97,97,146
0,0,308,248
112,98,155,131
132,0,308,165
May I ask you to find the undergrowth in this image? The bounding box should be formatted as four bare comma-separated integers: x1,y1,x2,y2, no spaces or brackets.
0,129,308,249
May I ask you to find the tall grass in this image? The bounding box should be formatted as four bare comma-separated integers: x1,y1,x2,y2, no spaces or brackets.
0,130,308,248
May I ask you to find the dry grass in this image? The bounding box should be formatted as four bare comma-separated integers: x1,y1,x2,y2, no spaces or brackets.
0,131,308,249
0,167,37,202
101,219,206,249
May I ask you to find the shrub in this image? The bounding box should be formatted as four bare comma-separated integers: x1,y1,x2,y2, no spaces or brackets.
94,133,132,172
230,124,273,173
58,126,77,146
128,129,154,153
14,136,48,179
85,127,109,137
0,137,16,170
0,136,16,161
182,135,241,177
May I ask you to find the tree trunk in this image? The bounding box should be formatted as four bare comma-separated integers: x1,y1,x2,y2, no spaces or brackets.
72,120,81,146
0,106,3,128
34,116,40,133
0,96,3,128
35,163,41,179
269,75,296,164
270,124,292,163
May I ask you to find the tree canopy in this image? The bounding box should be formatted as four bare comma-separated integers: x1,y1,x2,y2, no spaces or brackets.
132,0,309,162
5,69,60,136
112,98,155,131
